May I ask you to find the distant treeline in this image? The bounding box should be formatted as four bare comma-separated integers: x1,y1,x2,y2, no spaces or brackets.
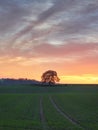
0,78,41,85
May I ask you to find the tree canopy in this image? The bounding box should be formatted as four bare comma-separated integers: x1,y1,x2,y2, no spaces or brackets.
41,70,60,84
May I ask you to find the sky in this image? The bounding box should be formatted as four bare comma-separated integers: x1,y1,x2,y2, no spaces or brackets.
0,0,98,84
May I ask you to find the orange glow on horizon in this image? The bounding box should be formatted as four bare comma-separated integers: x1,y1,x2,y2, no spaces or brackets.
0,56,98,84
1,69,98,84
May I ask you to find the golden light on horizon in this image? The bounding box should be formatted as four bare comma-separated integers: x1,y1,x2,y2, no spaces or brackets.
60,74,98,84
0,56,98,84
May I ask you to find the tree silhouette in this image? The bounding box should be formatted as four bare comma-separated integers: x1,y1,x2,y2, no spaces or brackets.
41,70,60,85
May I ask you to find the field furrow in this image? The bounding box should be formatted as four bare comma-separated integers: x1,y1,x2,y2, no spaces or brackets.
39,97,49,130
52,93,98,130
49,96,85,130
43,95,82,130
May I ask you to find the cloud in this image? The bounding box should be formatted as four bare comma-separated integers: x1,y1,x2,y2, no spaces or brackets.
8,0,98,48
6,0,77,44
36,0,75,24
33,42,98,58
0,0,32,36
0,0,98,67
78,1,98,15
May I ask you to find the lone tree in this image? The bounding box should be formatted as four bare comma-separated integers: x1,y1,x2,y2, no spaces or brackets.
41,70,60,85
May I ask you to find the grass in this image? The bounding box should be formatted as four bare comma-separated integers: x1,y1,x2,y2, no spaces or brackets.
0,84,98,130
43,96,82,130
0,94,42,130
53,93,98,130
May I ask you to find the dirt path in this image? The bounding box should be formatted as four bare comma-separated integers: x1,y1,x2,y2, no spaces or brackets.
40,97,49,130
49,96,85,130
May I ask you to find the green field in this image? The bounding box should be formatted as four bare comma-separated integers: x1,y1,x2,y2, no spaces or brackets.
0,84,98,130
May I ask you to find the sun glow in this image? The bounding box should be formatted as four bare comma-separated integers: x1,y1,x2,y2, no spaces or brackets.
60,74,98,84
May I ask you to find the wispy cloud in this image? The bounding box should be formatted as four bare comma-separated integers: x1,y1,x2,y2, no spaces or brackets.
0,0,98,82
0,0,98,45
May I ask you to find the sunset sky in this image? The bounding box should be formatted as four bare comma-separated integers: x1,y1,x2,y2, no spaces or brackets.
0,0,98,84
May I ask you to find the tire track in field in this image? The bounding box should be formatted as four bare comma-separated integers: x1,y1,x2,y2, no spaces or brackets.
40,97,49,130
49,96,85,130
